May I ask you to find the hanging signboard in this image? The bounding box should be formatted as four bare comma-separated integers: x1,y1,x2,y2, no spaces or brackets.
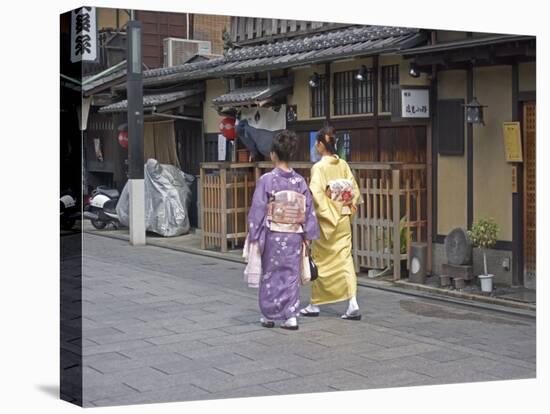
502,122,523,162
70,7,97,63
401,88,430,118
217,134,227,161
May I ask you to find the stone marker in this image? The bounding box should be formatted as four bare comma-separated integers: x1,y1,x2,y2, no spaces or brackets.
445,228,472,266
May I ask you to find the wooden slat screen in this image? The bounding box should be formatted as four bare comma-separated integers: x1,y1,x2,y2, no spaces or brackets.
334,70,374,115
200,162,428,281
311,75,328,118
523,101,536,280
381,65,400,113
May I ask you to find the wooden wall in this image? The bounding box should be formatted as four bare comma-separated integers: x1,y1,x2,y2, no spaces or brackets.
290,119,427,164
135,10,189,69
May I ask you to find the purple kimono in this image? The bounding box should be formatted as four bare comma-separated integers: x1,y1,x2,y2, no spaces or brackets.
247,168,320,321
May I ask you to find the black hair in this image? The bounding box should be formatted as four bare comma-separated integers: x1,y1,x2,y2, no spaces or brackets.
271,129,297,162
316,126,337,154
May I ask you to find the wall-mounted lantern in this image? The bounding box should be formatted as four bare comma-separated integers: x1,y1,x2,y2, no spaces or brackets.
409,62,420,78
308,72,320,88
355,65,368,82
464,97,487,125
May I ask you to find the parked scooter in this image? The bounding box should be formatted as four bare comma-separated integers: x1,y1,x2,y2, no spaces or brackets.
83,186,120,229
60,189,80,230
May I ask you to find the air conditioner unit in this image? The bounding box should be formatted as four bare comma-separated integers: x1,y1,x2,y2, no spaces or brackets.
163,38,212,67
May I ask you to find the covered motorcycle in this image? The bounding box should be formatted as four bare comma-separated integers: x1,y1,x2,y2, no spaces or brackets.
116,159,195,237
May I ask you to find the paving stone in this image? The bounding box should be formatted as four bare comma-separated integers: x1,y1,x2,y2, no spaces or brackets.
91,384,209,407
86,351,188,374
418,349,474,363
153,352,251,374
83,339,156,356
192,368,297,393
83,382,138,404
359,343,442,361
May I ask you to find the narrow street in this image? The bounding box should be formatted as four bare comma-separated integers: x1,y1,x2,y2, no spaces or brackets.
81,234,535,407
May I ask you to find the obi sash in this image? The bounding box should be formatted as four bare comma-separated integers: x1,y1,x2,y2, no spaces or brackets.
266,190,306,233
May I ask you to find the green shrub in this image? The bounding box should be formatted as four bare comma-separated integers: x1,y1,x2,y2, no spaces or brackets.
467,218,499,250
467,218,499,276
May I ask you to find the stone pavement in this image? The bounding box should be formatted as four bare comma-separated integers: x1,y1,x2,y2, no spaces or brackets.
82,234,536,407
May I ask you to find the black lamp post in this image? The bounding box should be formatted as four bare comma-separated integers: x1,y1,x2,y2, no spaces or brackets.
126,20,145,246
127,20,143,180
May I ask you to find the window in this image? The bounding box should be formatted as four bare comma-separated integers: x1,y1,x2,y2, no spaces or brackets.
333,69,373,115
310,75,328,118
381,65,399,112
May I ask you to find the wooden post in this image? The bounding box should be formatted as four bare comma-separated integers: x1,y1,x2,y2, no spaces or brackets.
220,166,228,252
392,168,401,280
426,123,433,274
373,55,380,161
352,187,359,272
200,166,206,249
325,62,331,123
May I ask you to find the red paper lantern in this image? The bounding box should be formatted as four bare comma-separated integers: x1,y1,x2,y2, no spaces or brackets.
118,130,128,149
219,117,236,140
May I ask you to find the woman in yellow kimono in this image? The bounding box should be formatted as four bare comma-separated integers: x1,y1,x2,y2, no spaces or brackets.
300,126,362,320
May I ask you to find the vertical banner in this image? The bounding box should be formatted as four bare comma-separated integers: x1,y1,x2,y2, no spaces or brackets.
70,7,97,63
336,131,351,161
218,134,227,161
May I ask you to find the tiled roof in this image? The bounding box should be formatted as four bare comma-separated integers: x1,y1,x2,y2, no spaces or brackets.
212,82,293,106
401,34,534,56
99,89,203,113
82,69,126,95
142,25,425,87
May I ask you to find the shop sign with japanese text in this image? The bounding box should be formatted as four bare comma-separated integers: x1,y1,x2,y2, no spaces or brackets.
401,88,430,118
70,7,97,63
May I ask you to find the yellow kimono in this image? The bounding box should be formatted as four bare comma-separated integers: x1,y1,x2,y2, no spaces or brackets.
309,155,361,305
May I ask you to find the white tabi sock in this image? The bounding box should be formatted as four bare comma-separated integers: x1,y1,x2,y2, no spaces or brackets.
303,304,320,313
283,317,297,327
347,296,359,313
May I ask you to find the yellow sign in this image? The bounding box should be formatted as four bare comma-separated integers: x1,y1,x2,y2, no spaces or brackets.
502,122,523,162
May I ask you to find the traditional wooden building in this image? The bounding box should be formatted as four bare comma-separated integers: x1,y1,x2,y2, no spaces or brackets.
402,31,536,289
73,13,536,289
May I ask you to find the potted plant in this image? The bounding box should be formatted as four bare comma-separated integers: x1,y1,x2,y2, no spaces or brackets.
467,218,499,292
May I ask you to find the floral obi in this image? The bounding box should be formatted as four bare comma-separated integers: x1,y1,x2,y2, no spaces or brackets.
266,190,306,233
327,179,355,215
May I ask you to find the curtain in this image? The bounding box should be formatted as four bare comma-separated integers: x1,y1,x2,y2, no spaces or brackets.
144,120,181,169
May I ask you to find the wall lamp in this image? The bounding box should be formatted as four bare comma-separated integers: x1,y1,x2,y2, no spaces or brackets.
355,65,368,81
309,72,320,88
409,62,420,78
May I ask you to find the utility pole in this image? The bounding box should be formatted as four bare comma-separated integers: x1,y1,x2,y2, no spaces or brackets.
126,20,145,246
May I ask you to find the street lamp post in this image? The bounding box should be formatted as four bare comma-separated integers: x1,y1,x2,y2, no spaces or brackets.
127,20,145,246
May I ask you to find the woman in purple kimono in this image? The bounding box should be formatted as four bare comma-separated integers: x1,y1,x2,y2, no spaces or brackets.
246,130,320,330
